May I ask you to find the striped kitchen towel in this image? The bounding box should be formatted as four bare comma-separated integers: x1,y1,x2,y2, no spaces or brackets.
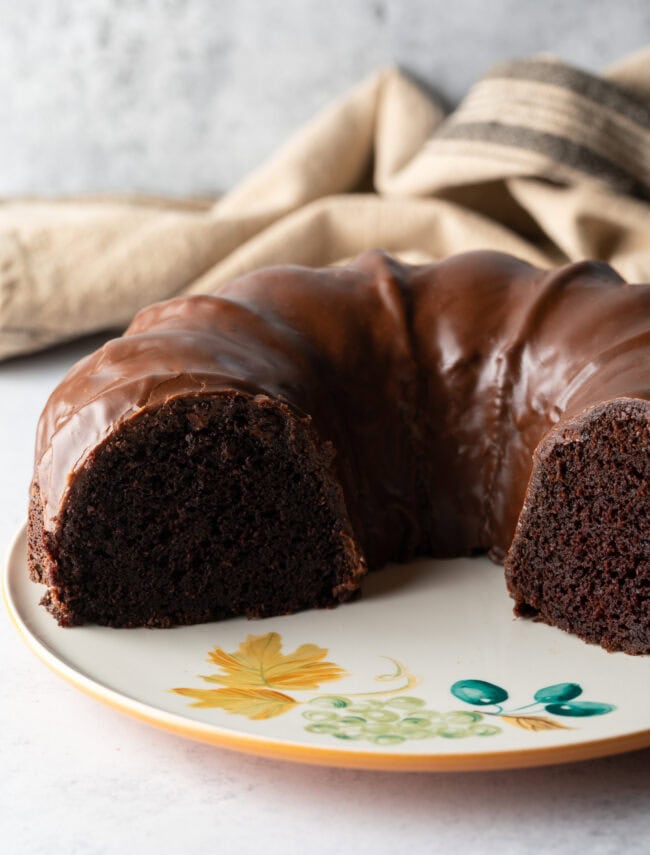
422,55,650,200
2,49,650,359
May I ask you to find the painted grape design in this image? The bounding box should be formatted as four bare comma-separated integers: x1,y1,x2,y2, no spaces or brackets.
173,633,617,746
533,683,582,703
449,679,508,706
302,696,501,744
451,679,615,729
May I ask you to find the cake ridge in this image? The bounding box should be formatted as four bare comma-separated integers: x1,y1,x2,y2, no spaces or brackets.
27,250,650,652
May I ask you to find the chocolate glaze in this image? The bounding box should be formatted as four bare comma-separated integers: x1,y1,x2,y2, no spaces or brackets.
33,250,650,568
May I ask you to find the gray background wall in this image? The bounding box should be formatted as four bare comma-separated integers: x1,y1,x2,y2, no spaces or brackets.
2,0,649,196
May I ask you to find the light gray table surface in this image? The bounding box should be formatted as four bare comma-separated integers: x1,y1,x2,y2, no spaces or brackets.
2,2,650,853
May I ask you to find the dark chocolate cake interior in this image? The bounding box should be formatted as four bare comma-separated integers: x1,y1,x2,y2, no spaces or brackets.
31,394,363,627
506,400,650,654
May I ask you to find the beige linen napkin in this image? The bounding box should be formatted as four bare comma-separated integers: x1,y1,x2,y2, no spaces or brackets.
3,49,650,360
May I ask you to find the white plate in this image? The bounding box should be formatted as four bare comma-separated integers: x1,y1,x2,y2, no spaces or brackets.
4,523,650,771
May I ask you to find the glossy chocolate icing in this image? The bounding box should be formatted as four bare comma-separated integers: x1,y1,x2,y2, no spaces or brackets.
33,250,650,567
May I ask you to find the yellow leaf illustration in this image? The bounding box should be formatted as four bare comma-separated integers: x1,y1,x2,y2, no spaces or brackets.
199,631,347,691
500,714,573,732
172,686,297,719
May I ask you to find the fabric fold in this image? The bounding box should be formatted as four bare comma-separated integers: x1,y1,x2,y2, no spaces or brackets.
3,49,650,360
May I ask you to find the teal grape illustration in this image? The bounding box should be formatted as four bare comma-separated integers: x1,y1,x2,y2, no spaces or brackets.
450,679,509,706
545,701,616,717
533,683,582,703
451,678,615,730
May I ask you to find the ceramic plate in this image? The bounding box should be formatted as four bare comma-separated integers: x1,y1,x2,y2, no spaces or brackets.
4,523,650,771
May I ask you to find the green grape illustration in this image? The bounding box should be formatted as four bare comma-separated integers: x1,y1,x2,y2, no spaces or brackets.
302,696,501,743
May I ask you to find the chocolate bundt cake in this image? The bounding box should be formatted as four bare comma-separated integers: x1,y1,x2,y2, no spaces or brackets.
28,251,650,653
